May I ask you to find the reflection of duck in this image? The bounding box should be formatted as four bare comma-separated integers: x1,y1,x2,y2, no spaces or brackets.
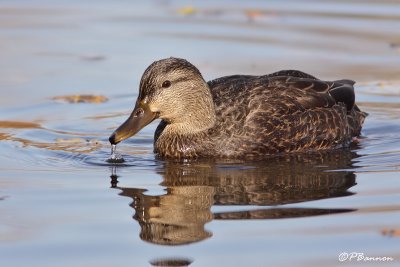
109,57,367,159
112,177,213,246
111,151,357,246
149,257,192,267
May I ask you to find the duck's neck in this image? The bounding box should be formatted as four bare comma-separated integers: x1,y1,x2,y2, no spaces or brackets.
166,85,216,135
154,83,216,159
154,118,215,159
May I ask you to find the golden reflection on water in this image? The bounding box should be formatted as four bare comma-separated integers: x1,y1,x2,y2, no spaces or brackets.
52,94,108,104
0,120,102,153
0,121,42,129
111,151,358,246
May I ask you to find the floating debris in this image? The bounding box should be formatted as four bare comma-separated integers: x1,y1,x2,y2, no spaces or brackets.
382,228,400,237
177,6,197,15
80,55,106,62
150,257,193,267
55,138,86,143
52,95,108,104
244,9,276,22
55,138,100,145
390,42,400,51
245,9,264,19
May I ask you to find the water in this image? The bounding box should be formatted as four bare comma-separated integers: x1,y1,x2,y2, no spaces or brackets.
1,1,400,266
108,144,125,164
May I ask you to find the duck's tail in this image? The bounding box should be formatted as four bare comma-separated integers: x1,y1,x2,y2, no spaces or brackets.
330,79,367,137
348,104,368,137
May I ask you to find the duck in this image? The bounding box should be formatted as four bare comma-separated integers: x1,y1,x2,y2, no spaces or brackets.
109,57,367,159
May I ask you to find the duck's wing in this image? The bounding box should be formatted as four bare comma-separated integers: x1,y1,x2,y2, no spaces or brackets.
266,70,318,80
241,77,366,153
270,76,356,111
207,75,257,90
209,72,355,111
207,74,366,156
208,74,357,121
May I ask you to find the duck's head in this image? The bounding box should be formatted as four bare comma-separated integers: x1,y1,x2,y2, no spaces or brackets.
109,57,215,145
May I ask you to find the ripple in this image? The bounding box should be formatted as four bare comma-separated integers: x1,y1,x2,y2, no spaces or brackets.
0,123,157,171
45,148,157,170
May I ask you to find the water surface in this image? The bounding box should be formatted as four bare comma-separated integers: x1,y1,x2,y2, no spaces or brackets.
0,0,399,266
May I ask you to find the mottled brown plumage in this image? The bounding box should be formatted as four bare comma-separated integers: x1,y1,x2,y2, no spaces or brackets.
109,57,367,159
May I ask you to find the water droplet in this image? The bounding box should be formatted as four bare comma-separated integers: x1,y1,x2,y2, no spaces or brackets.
107,144,125,163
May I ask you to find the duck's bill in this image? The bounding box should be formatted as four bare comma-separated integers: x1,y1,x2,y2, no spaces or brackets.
109,102,157,145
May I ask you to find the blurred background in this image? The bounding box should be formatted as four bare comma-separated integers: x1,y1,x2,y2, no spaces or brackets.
1,0,399,108
1,1,400,267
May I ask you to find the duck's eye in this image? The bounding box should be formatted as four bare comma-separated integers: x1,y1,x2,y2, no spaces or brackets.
161,80,171,88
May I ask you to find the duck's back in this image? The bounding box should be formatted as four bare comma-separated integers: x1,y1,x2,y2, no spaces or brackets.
206,70,367,158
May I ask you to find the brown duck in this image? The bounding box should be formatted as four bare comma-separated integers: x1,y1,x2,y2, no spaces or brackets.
109,57,367,159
